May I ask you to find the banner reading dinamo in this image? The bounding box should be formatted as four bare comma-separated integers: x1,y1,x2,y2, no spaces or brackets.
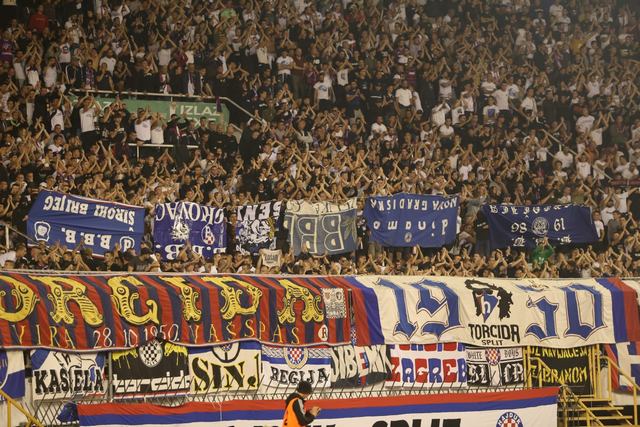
0,273,351,350
346,276,640,348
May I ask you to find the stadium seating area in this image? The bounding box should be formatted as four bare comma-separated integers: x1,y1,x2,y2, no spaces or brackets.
0,0,637,278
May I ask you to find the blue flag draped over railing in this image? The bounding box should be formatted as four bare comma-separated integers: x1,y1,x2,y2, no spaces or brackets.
153,201,226,260
363,193,459,247
481,204,598,249
27,190,145,256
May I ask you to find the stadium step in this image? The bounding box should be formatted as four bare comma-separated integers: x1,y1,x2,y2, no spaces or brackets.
559,396,634,426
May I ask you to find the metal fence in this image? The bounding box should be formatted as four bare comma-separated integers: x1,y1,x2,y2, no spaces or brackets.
23,356,532,426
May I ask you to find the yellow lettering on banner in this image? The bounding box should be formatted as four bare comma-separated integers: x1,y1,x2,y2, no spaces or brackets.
164,342,187,358
32,276,103,326
0,276,38,322
276,279,324,324
209,324,219,342
201,277,262,320
272,325,284,343
159,277,202,322
107,276,159,326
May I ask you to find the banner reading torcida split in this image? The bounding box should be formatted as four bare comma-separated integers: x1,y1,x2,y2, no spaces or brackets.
0,274,352,350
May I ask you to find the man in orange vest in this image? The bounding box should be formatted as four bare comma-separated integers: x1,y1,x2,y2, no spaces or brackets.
282,380,321,427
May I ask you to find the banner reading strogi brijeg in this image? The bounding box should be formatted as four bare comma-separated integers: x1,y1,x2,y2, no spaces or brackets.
153,201,226,260
27,190,145,256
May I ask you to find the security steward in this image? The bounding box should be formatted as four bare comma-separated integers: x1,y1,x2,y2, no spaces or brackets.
282,380,321,427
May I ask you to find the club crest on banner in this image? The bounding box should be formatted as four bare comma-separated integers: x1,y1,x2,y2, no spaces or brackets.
465,279,513,321
486,349,501,366
285,348,309,369
496,411,524,427
139,340,163,368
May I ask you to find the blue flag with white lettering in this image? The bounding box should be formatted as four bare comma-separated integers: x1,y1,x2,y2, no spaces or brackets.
481,204,598,249
153,201,226,260
27,190,145,256
363,193,459,247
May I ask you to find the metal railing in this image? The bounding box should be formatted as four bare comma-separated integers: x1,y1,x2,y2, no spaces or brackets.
528,355,603,427
600,352,639,425
69,89,265,126
0,388,43,427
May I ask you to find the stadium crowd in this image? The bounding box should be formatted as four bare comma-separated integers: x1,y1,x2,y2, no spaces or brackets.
0,0,637,278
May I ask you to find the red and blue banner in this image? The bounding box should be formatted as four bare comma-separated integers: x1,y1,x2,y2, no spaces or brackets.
0,273,352,350
605,342,640,392
78,387,559,427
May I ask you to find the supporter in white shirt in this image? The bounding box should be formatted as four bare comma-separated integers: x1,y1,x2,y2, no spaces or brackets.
575,154,591,179
576,110,595,134
554,146,574,169
492,83,510,111
135,109,152,143
395,80,413,109
371,116,388,135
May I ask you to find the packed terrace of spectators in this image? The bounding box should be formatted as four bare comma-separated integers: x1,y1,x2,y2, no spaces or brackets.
0,0,638,278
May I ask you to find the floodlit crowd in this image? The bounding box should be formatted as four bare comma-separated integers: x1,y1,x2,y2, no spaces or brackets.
0,0,638,278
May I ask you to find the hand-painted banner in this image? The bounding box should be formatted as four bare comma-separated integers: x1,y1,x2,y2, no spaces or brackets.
386,343,467,388
364,193,459,247
330,344,391,388
235,201,283,255
345,276,640,348
27,190,145,256
0,350,25,399
30,349,106,400
153,201,227,260
529,346,593,395
261,345,332,391
481,204,598,249
0,274,351,350
466,346,524,387
284,199,357,256
111,340,190,399
606,342,640,393
189,342,261,394
78,387,559,427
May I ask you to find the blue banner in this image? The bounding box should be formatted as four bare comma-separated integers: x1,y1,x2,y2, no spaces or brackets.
153,201,226,260
27,190,144,256
235,201,283,254
481,204,598,249
363,193,459,247
284,199,357,256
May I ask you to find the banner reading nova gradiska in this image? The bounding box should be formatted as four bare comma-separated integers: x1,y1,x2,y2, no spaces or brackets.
0,274,351,350
344,276,640,348
30,349,106,400
111,340,190,399
27,190,145,256
529,346,593,395
481,204,598,249
153,201,227,260
284,199,357,256
364,193,459,247
235,201,283,254
78,387,559,427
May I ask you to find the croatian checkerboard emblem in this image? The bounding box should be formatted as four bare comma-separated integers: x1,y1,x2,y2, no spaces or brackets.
496,411,523,427
285,348,308,369
139,340,163,368
486,348,501,366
